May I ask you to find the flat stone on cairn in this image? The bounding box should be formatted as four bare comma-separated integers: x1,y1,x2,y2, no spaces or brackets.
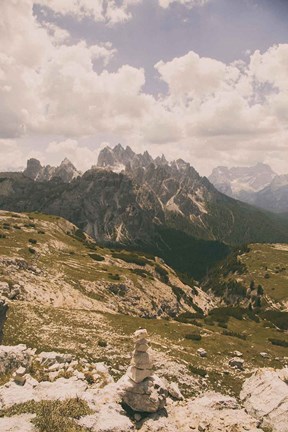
13,366,27,386
119,328,167,413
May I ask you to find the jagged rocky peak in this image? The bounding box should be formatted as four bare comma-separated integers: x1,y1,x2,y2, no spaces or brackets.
154,154,168,166
23,158,42,180
209,162,277,198
23,158,81,183
97,144,155,171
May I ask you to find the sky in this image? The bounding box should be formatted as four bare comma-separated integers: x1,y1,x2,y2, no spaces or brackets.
1,0,288,175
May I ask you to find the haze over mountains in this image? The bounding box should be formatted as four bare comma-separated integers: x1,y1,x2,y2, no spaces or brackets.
209,163,288,213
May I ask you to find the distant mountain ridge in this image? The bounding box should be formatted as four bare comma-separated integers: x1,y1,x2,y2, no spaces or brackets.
1,145,288,262
24,157,81,183
209,163,288,213
209,163,276,199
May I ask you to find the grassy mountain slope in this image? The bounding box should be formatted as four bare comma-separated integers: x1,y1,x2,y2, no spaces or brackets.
0,211,211,319
203,243,288,318
0,211,287,398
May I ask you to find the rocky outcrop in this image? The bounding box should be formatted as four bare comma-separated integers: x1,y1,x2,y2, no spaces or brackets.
0,344,35,375
240,368,288,432
0,299,8,343
2,343,288,432
140,392,263,432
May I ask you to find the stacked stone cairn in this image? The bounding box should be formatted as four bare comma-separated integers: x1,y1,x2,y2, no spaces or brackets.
127,329,153,383
119,328,167,413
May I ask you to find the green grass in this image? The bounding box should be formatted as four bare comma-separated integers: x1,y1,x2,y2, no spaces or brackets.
241,243,288,303
0,398,92,432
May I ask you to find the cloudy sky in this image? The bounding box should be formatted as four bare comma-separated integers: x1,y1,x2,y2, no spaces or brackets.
1,0,288,175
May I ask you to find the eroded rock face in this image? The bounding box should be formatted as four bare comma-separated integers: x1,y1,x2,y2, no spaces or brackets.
240,368,288,432
0,299,8,343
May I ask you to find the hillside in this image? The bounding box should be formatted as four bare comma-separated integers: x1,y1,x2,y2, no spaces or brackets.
0,211,208,319
203,243,288,321
0,212,288,403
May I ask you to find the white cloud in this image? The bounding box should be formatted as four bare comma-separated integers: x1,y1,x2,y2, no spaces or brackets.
46,139,100,170
158,0,210,9
36,0,142,24
0,140,25,171
1,0,288,176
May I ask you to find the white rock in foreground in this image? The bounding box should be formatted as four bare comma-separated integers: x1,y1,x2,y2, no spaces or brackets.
140,392,263,432
240,367,288,432
0,414,36,432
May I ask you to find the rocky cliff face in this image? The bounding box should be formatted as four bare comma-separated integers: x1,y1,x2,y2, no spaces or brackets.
253,174,288,213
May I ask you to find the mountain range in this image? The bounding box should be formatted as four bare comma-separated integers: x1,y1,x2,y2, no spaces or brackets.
1,145,288,282
209,163,288,213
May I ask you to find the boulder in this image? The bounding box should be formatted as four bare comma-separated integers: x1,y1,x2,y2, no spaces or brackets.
229,357,244,370
241,367,288,432
0,344,33,375
38,351,73,366
197,348,207,358
78,403,134,432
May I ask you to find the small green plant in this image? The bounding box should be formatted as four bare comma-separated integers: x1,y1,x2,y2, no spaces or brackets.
84,371,96,385
98,339,108,347
108,273,120,281
28,247,36,254
29,238,37,245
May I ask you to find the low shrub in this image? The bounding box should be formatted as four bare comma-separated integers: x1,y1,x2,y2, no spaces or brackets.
28,247,36,254
188,365,207,377
29,238,37,245
268,338,288,347
98,339,108,348
108,273,120,281
260,311,288,330
222,329,247,340
185,333,202,341
89,253,105,262
112,252,149,266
